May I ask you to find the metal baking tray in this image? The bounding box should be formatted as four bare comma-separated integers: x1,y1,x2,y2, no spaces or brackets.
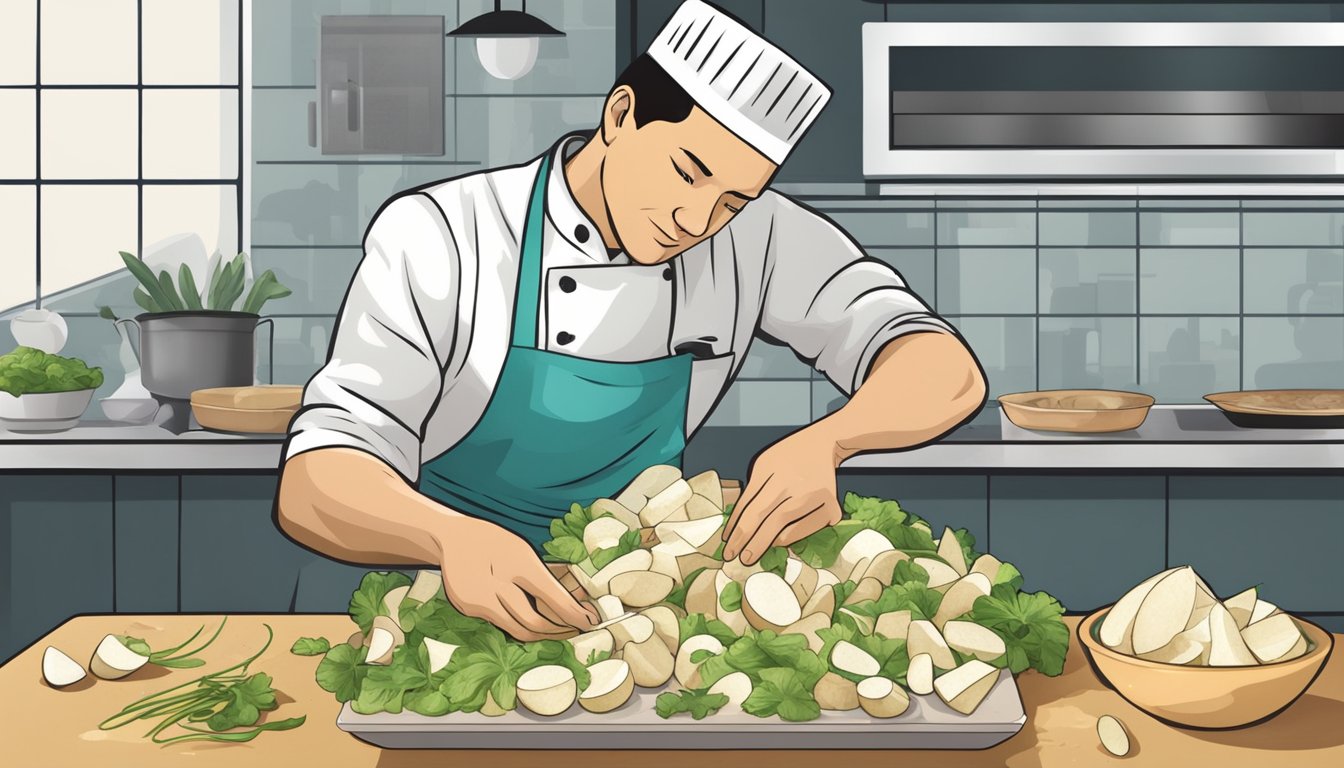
336,668,1025,750
1205,389,1344,429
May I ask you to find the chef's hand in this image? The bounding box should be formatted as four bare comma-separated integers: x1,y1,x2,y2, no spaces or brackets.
436,516,599,641
721,426,843,565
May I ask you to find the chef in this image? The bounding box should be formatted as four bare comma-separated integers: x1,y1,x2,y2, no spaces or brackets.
277,0,986,641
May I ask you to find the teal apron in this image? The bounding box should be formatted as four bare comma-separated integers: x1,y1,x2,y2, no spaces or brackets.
417,153,693,551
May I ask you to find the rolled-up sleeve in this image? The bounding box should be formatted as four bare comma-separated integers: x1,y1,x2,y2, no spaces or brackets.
758,196,961,396
283,192,459,484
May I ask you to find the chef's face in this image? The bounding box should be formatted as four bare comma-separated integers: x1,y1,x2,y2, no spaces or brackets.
599,86,777,265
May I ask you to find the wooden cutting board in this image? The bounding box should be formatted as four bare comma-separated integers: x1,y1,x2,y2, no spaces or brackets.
190,385,303,433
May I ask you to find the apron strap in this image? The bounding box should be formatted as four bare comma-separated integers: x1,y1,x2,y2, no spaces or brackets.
511,153,551,349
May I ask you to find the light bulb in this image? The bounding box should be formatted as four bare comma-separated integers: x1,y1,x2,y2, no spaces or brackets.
476,37,539,80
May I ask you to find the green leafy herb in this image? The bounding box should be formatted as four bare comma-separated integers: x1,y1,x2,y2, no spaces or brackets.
698,630,826,691
117,617,228,669
315,642,368,703
0,346,104,397
655,688,729,720
678,613,739,647
590,529,641,571
848,582,944,624
758,546,790,578
585,649,613,665
831,581,858,612
665,566,709,610
718,580,743,613
741,668,820,722
290,637,331,656
101,623,305,745
969,583,1069,676
349,571,412,634
994,561,1025,591
893,559,930,586
542,503,604,564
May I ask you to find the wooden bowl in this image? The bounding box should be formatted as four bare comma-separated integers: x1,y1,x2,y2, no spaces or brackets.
998,389,1155,433
1078,608,1333,729
190,385,302,434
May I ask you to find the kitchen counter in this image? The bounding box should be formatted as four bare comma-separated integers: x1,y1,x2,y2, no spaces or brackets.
2,613,1339,768
3,405,1343,471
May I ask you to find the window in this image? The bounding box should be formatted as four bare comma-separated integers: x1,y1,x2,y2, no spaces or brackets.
0,0,243,315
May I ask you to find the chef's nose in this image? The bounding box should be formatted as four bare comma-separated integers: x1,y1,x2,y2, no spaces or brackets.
671,200,714,240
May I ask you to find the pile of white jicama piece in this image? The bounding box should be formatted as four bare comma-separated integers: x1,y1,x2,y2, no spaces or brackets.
528,464,1015,718
1100,565,1311,666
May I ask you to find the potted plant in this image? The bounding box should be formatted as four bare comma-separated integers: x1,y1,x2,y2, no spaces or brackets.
98,251,292,402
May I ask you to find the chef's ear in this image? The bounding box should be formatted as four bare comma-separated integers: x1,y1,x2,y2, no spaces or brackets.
600,85,635,145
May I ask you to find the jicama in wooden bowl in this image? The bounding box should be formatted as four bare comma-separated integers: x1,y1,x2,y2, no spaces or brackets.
1078,609,1332,729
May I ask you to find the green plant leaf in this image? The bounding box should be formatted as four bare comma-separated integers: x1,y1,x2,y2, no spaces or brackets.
542,536,586,564
315,643,368,703
654,688,729,720
741,667,820,722
718,580,742,613
678,613,739,647
133,287,159,313
178,263,204,310
757,546,790,578
241,269,292,315
968,583,1069,676
206,672,278,731
290,637,331,656
156,270,185,311
349,571,413,634
119,250,170,311
665,566,708,611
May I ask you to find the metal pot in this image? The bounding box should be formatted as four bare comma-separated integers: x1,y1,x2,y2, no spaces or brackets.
114,311,274,401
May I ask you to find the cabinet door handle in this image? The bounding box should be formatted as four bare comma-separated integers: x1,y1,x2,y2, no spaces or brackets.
307,101,317,147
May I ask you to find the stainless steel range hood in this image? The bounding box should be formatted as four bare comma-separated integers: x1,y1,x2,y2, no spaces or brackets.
862,23,1344,179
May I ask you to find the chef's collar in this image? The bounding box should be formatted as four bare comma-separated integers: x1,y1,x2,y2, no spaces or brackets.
547,132,626,264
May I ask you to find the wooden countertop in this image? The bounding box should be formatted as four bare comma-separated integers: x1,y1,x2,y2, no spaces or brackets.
3,613,1342,768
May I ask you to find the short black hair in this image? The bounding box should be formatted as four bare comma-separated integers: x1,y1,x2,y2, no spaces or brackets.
610,54,695,127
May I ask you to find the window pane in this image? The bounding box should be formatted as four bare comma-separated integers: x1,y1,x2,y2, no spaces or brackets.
0,186,37,313
0,90,36,178
40,0,137,85
40,185,138,300
0,0,36,85
142,0,239,85
143,89,238,179
41,90,138,179
143,185,239,264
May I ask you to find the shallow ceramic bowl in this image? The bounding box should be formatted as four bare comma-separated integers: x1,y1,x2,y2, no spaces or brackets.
0,388,95,432
998,389,1154,433
100,396,160,424
1078,608,1333,729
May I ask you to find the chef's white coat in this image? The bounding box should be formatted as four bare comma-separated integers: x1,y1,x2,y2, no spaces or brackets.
284,133,962,485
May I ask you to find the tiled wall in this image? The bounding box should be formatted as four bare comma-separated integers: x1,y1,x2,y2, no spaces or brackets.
5,0,619,413
707,197,1344,426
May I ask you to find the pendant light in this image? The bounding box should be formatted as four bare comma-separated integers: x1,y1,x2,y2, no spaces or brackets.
448,1,565,81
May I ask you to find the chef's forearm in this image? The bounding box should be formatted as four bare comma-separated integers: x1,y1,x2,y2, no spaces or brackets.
808,332,986,463
276,447,469,567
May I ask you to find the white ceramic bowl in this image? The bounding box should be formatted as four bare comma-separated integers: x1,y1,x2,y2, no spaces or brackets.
100,396,160,424
0,389,96,432
9,308,70,354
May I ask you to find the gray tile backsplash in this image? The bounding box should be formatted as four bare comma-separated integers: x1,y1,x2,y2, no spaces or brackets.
1242,316,1344,390
937,211,1035,246
1038,316,1137,391
1039,248,1136,314
1243,211,1344,247
1139,211,1240,246
1038,211,1136,247
1243,249,1344,315
1139,249,1240,315
1139,316,1240,401
937,248,1036,314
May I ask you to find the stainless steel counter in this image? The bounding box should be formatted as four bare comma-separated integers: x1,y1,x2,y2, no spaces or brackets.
2,405,1341,472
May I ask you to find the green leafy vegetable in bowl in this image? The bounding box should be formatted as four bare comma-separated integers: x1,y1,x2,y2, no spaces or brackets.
0,345,104,397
